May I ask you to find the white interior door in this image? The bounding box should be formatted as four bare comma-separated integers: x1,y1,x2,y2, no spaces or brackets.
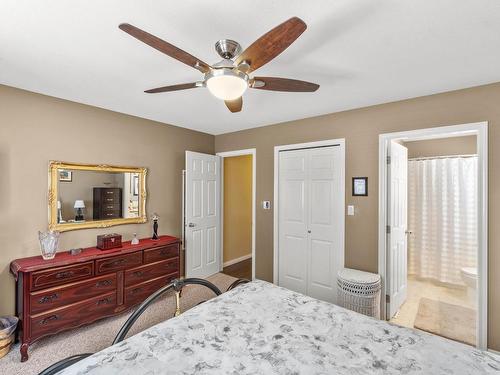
278,145,344,303
185,151,221,278
307,146,344,303
278,149,308,295
387,141,408,318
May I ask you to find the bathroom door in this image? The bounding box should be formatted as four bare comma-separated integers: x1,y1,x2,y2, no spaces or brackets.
387,141,408,319
185,151,221,278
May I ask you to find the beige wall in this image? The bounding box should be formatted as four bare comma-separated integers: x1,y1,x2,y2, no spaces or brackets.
215,82,500,350
405,135,477,158
0,84,214,316
1,81,499,349
223,155,253,264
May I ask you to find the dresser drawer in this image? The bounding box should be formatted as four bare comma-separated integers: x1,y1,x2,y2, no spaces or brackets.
30,291,117,339
102,189,120,196
100,210,121,219
30,262,94,291
125,259,178,287
96,253,142,275
101,195,121,204
102,203,120,211
124,275,173,306
143,244,179,264
30,274,117,314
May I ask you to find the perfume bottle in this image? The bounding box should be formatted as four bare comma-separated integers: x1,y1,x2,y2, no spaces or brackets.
131,233,139,245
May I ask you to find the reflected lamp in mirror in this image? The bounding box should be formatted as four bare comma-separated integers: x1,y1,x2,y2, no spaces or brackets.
74,200,85,221
48,161,147,232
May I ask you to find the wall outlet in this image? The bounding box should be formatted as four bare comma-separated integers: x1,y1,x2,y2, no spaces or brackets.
347,205,355,216
262,201,271,210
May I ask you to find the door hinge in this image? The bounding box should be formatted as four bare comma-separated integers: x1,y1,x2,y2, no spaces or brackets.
386,225,391,234
386,156,391,165
386,294,390,303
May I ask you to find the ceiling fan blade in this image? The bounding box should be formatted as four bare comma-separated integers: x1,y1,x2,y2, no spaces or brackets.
145,82,201,93
234,17,306,73
119,23,211,73
251,77,319,92
225,97,243,113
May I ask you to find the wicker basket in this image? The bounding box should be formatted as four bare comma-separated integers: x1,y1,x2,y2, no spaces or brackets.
0,316,18,359
337,268,381,319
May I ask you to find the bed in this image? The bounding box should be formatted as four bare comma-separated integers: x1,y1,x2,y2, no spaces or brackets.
58,280,499,374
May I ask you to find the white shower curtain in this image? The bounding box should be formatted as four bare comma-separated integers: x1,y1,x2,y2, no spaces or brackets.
407,155,478,286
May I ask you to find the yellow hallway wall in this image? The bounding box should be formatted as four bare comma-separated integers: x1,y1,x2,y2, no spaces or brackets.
223,155,252,264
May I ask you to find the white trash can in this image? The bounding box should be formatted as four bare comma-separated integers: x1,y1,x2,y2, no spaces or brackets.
337,268,381,319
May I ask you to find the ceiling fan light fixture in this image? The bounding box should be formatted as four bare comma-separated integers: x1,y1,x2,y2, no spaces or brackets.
205,69,248,101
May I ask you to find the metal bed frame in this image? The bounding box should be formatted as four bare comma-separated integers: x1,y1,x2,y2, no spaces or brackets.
38,277,250,375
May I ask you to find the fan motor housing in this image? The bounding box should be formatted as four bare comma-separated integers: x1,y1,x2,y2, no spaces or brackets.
215,39,242,60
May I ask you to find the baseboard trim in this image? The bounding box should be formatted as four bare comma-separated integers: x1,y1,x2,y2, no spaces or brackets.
223,253,252,268
488,348,500,356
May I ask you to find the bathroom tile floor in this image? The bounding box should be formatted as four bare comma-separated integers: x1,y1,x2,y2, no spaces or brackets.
390,276,476,343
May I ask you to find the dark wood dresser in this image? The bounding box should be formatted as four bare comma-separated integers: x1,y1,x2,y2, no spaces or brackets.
93,187,122,220
10,236,180,362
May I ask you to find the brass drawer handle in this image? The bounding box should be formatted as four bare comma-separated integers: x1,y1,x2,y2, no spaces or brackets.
107,205,114,209
106,191,114,194
39,315,59,325
96,297,112,305
55,271,75,279
38,293,59,304
96,279,112,287
133,271,144,277
109,259,126,267
159,249,171,256
106,198,113,202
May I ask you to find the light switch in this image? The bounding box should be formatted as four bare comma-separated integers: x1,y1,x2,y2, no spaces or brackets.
347,205,355,216
262,201,271,210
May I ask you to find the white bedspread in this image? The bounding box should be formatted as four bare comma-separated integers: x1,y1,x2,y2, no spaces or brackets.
60,280,499,374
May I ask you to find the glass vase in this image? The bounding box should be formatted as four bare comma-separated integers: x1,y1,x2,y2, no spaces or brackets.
38,231,60,260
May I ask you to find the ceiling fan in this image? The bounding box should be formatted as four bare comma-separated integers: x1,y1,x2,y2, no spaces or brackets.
118,17,319,113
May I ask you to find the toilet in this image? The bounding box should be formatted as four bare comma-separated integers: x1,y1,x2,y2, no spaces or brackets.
461,267,477,304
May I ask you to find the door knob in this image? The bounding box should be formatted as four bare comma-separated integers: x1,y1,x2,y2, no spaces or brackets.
188,223,196,228
307,230,311,233
405,230,413,235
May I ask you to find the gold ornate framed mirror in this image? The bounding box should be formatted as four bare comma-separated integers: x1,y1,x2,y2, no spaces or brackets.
48,161,147,232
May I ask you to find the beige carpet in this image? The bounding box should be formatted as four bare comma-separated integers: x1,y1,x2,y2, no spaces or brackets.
413,297,476,346
0,273,236,375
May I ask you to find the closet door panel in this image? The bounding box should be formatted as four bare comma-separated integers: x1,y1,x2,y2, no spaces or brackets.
278,150,308,294
309,239,333,287
307,147,343,303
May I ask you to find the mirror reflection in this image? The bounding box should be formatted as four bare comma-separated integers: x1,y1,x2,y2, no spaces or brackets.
56,169,140,223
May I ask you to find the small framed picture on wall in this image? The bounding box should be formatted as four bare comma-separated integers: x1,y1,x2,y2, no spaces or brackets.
352,177,368,196
59,170,72,182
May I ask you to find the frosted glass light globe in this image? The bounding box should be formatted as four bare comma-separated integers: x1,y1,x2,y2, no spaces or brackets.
206,69,248,101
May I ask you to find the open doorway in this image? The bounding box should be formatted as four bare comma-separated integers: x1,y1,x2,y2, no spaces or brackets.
217,149,256,280
378,122,488,349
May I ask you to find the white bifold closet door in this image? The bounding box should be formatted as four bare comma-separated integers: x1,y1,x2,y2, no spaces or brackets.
278,146,344,303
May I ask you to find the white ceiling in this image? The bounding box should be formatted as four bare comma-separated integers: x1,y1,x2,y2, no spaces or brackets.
1,1,500,135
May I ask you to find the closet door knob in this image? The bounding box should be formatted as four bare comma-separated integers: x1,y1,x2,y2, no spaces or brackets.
188,223,196,228
307,230,311,233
